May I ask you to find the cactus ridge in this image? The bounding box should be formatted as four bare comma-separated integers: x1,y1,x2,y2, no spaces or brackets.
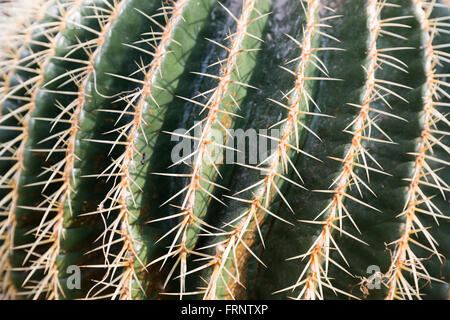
15,0,87,301
278,0,417,300
0,0,76,299
200,0,343,300
24,0,127,300
385,0,450,300
145,0,273,298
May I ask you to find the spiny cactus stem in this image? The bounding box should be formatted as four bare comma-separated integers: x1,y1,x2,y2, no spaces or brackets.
0,0,448,301
153,0,260,299
302,0,381,299
283,0,414,300
385,0,448,300
22,0,126,300
203,0,332,300
0,0,55,114
92,0,189,300
0,0,73,299
180,0,257,213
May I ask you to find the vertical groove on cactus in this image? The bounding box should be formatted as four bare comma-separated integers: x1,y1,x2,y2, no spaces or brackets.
50,0,170,299
385,0,450,300
0,0,49,241
49,0,128,300
281,0,413,299
0,2,36,295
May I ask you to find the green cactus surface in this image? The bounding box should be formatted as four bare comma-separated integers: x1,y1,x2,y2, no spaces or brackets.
0,0,449,300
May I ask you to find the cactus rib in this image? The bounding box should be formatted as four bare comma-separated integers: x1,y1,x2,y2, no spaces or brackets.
148,0,268,298
0,0,448,301
0,0,71,299
281,0,414,300
200,0,341,300
385,0,450,300
84,0,190,300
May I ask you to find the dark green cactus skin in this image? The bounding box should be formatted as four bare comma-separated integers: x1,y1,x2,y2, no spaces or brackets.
0,0,448,300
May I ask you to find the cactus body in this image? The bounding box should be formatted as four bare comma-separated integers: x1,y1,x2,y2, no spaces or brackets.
0,0,448,300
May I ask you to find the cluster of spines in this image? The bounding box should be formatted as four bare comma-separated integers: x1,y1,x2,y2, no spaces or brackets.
84,0,189,300
0,0,37,106
0,0,55,116
0,0,71,299
385,0,450,300
199,0,340,300
147,0,266,299
6,0,126,299
280,0,414,300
